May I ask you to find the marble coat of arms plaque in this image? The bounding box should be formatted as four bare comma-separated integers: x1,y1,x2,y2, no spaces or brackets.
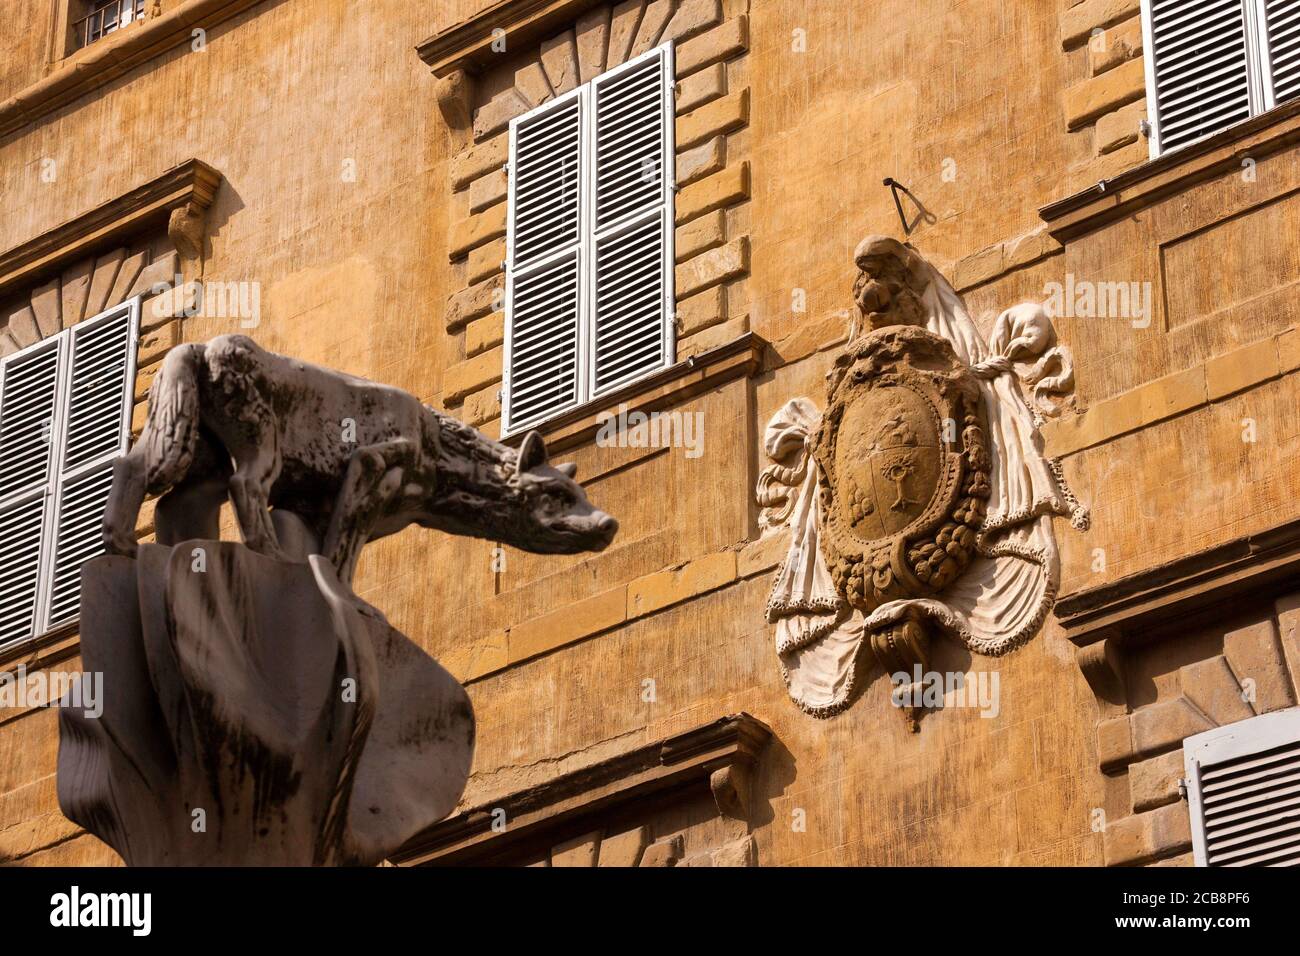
758,237,1089,721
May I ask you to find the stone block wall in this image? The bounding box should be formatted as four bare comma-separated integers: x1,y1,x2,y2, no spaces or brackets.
0,0,1297,868
1060,0,1150,179
1086,595,1300,866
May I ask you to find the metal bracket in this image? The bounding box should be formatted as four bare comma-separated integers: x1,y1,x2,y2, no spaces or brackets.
882,178,934,236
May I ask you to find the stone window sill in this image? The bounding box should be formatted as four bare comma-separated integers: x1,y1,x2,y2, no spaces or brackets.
0,620,81,675
1039,98,1300,243
497,331,766,454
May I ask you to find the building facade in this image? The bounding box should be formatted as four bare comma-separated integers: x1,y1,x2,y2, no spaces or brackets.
1,0,1299,867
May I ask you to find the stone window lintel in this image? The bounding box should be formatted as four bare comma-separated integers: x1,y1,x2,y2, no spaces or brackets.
0,157,221,301
391,712,772,866
1056,515,1300,653
417,0,608,79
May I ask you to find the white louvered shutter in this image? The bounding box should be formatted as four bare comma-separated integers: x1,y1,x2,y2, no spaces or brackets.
48,466,118,627
502,42,675,435
0,299,137,647
504,94,585,433
0,340,60,647
1145,0,1256,153
1262,0,1300,105
1185,708,1300,866
590,46,675,396
46,304,137,628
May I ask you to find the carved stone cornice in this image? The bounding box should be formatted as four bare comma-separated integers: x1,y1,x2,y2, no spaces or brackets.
1055,516,1300,649
0,0,269,141
0,159,221,300
416,0,607,77
391,713,773,866
1038,98,1300,243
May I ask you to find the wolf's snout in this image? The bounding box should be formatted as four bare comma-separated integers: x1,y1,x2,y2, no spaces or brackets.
592,512,618,548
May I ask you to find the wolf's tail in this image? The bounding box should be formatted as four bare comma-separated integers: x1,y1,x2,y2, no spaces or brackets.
141,342,205,492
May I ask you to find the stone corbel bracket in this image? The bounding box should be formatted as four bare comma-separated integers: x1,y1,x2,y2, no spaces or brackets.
434,69,474,133
1057,515,1300,736
167,201,208,267
391,713,772,865
1075,632,1128,717
419,1,613,133
0,158,221,301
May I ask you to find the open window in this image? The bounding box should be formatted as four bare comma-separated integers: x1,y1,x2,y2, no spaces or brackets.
68,0,147,53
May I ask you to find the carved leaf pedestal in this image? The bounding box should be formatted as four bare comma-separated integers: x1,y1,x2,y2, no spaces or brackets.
57,538,475,866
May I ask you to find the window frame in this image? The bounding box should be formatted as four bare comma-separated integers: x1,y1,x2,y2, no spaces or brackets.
70,0,147,53
1183,707,1300,866
0,296,140,648
1140,0,1298,157
501,41,676,438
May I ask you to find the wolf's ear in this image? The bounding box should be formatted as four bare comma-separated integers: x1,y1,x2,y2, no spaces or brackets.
517,431,548,474
556,462,577,479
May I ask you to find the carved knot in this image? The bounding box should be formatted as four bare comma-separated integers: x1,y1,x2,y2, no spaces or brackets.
968,355,1014,379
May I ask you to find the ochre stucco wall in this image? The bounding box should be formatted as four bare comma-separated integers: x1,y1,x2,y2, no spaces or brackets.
1,0,1297,867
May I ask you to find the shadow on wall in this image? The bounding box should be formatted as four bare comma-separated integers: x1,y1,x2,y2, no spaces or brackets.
751,734,797,831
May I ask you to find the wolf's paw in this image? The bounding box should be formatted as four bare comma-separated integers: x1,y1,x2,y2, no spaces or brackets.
103,527,139,558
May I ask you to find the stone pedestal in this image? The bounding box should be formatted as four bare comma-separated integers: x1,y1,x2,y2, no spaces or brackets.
57,540,474,866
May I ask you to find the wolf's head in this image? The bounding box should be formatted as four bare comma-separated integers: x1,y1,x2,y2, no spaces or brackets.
502,432,618,554
418,413,618,555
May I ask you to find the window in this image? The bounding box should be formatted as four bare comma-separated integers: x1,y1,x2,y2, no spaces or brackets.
1183,707,1300,866
0,299,139,648
502,43,675,436
1141,0,1300,155
73,0,146,51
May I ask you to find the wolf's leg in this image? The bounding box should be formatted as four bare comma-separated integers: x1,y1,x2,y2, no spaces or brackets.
322,447,386,584
228,438,286,560
323,440,417,584
334,467,404,586
102,445,151,557
156,434,231,545
103,341,206,556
